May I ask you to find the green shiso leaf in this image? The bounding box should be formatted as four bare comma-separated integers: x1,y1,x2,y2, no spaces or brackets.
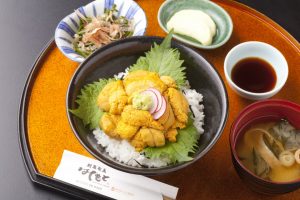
69,79,113,130
129,30,186,87
143,116,200,163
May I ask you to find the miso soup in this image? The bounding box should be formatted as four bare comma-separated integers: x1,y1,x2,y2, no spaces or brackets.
236,119,300,182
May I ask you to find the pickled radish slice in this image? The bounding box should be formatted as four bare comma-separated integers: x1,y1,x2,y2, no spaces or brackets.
279,151,295,167
141,90,158,114
146,88,163,112
153,96,167,120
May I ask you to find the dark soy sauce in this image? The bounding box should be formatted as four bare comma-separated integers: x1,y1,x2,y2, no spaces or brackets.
231,57,277,93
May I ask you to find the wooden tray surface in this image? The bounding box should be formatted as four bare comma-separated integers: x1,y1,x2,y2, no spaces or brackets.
25,0,300,199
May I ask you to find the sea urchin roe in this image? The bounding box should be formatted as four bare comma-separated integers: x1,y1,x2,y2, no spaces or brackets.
166,10,216,46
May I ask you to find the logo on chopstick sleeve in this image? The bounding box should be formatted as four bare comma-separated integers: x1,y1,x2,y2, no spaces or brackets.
78,163,110,183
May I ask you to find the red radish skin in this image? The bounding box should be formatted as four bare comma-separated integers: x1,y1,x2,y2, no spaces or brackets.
153,96,167,120
141,90,158,114
147,88,163,112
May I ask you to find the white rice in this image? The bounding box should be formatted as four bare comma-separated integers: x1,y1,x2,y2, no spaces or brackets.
114,68,129,80
93,75,205,167
93,129,170,167
182,84,205,135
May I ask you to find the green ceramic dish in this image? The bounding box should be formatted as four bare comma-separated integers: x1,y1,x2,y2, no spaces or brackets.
158,0,233,49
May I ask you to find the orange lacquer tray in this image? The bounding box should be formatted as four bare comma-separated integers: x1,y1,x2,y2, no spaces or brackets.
21,0,300,199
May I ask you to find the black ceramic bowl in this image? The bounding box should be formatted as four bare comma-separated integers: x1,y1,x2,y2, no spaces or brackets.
67,36,228,175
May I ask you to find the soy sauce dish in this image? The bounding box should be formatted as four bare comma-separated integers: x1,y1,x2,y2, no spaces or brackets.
224,41,288,100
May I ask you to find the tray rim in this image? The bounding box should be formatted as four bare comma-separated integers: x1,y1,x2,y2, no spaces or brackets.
18,1,300,200
18,39,112,200
214,0,300,52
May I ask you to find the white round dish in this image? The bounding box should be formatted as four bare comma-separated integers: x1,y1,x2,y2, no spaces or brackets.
224,41,288,100
55,0,147,63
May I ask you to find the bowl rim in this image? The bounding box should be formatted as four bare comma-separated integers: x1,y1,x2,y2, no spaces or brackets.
224,41,289,98
157,0,233,49
66,35,229,175
54,0,148,63
230,99,300,185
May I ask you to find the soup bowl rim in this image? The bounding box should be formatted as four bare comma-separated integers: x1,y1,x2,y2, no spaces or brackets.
230,99,300,185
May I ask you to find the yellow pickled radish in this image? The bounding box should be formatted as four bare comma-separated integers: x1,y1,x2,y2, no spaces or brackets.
294,149,300,164
279,151,295,167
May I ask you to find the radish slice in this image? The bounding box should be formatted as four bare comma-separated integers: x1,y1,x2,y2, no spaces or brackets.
153,96,167,120
140,90,158,114
147,88,163,112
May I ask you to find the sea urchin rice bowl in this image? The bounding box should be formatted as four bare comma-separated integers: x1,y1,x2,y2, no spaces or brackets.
93,73,205,167
70,33,208,169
